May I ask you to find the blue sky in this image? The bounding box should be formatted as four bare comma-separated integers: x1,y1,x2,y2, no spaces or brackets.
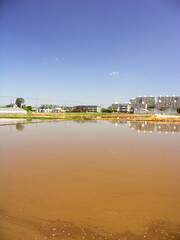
0,0,180,107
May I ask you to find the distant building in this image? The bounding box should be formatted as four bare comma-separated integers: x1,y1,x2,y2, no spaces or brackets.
134,108,149,114
110,95,179,114
38,104,66,113
52,107,64,113
73,105,101,113
108,103,133,113
5,104,17,108
129,99,135,108
38,108,51,113
117,104,134,113
130,96,155,109
157,96,180,109
108,103,120,112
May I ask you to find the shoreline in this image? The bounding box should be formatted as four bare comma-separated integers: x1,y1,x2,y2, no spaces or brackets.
0,113,180,123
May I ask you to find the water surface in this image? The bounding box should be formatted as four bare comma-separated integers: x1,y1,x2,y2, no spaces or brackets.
0,121,179,240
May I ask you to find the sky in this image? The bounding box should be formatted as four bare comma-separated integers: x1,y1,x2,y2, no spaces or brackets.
0,0,180,107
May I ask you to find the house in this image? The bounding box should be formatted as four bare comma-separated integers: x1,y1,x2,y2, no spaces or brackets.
117,104,134,113
5,104,17,108
52,107,65,113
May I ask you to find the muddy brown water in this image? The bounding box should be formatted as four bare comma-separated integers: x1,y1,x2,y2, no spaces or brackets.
0,121,180,240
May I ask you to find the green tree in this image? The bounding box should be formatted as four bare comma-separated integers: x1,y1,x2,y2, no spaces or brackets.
15,98,25,108
16,123,25,131
101,108,113,113
27,106,32,111
23,106,33,113
147,105,156,109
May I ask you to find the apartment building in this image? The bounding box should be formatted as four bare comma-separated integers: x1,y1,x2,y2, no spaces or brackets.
129,96,155,109
73,105,101,113
157,96,180,109
109,95,180,113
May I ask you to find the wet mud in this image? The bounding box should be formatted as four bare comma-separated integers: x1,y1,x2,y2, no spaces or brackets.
0,209,179,240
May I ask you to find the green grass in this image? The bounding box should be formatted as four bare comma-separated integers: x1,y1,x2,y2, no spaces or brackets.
63,112,113,115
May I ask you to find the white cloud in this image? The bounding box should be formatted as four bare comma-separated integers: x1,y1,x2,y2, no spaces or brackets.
109,72,119,76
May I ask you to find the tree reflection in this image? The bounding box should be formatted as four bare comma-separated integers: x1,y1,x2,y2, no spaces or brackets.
16,123,25,131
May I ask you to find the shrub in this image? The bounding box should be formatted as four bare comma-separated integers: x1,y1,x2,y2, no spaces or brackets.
147,105,156,109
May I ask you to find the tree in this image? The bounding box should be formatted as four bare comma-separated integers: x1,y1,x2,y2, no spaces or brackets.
16,123,25,131
147,105,156,109
27,106,32,111
23,106,32,113
101,108,113,113
16,98,25,108
177,107,180,114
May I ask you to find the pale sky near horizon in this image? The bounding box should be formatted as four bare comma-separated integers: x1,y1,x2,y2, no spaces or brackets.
0,0,180,107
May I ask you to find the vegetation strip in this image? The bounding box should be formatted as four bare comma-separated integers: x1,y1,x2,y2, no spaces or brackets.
0,113,180,123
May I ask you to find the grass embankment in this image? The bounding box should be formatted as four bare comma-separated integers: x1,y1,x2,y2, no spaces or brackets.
0,115,56,120
148,115,180,123
0,112,180,122
0,113,150,121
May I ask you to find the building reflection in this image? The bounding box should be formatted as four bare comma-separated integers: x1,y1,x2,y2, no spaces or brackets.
129,122,180,133
156,124,180,133
128,122,155,132
112,121,180,133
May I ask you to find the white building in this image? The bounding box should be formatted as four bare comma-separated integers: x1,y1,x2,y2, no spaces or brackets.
117,104,133,113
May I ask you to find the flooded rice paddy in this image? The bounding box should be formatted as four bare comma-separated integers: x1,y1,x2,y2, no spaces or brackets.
0,120,180,240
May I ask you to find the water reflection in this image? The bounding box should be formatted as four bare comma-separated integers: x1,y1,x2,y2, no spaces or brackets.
113,121,180,133
128,122,155,133
1,120,180,239
16,123,25,131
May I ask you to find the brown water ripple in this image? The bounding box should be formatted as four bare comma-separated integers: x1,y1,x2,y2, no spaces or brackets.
0,210,179,240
